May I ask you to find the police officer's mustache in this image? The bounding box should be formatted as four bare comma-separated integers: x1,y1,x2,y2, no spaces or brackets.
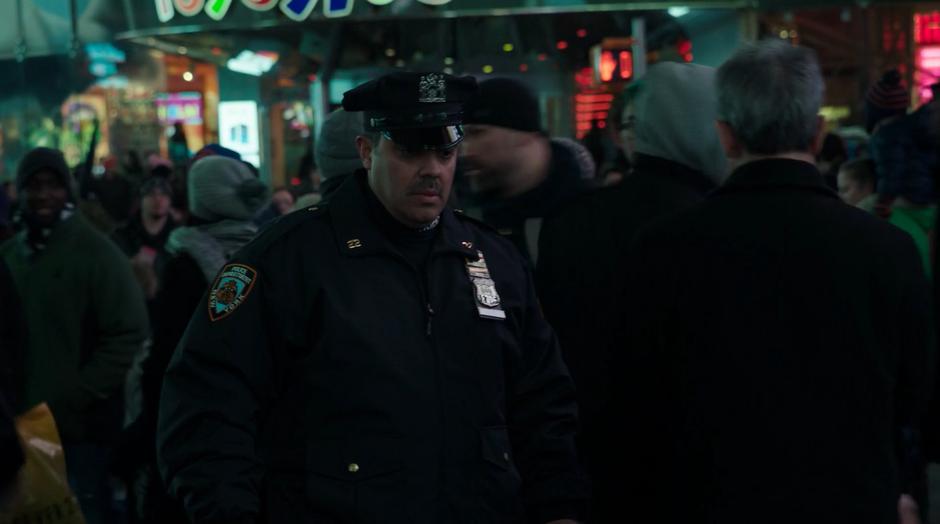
409,178,441,195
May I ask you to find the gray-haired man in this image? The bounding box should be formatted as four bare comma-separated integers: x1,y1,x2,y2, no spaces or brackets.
610,39,932,524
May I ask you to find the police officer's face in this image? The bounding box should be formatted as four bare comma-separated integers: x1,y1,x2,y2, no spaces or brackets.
357,135,456,227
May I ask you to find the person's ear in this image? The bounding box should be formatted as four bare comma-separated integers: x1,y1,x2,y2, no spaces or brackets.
356,136,374,171
715,121,743,159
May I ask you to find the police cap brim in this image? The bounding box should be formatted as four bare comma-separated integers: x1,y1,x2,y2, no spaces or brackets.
382,125,464,151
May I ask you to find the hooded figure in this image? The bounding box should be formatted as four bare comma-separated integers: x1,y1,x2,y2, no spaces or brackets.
536,62,726,523
130,156,268,523
1,147,149,519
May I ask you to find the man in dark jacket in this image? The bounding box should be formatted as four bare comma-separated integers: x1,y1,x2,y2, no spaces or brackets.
460,78,592,263
536,62,727,522
611,40,933,524
157,73,587,524
0,147,149,523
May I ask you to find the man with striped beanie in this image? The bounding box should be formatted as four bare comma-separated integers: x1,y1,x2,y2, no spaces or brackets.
865,69,910,134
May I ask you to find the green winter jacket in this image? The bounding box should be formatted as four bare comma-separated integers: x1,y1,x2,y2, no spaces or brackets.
0,213,148,443
888,206,936,281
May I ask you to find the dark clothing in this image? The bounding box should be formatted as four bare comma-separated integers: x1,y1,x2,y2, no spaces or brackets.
473,141,592,263
92,175,135,224
871,106,938,205
612,159,934,524
0,259,24,406
157,173,587,524
125,253,206,524
0,392,23,495
319,174,348,203
112,215,177,257
536,154,714,521
0,213,149,444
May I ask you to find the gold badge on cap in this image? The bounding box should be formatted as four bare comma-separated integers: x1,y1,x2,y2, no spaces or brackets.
465,250,505,320
419,73,447,103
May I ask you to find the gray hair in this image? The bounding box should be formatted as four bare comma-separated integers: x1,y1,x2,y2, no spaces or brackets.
717,39,824,155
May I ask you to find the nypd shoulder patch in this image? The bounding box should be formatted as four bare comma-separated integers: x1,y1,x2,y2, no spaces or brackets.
207,263,258,322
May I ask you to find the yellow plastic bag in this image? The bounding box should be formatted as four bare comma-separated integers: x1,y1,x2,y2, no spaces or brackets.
0,403,86,524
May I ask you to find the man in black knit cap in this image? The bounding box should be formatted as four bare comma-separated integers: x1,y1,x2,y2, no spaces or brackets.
460,78,591,263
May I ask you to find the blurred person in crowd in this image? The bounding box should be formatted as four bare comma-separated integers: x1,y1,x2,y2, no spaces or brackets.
598,87,639,187
111,177,178,300
90,156,134,225
123,150,144,179
157,72,587,524
0,261,24,504
254,187,296,227
866,70,937,215
0,392,23,505
837,158,877,209
292,150,320,197
537,61,727,522
837,157,935,280
460,77,592,263
553,137,597,181
190,143,241,165
0,147,149,524
579,122,606,177
168,123,190,169
0,184,12,242
315,108,365,202
816,132,847,190
271,187,295,215
609,40,932,524
129,156,268,524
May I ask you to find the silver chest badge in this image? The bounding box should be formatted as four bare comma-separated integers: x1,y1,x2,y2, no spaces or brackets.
419,73,447,103
466,250,506,320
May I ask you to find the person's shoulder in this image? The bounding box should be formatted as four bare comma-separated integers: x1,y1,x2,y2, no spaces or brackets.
452,209,524,263
238,202,332,260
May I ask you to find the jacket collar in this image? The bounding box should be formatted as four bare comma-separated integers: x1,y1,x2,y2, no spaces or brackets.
632,153,716,194
715,158,838,200
329,171,479,260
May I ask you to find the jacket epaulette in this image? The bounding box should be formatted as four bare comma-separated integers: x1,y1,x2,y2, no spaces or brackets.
241,203,331,258
452,208,498,234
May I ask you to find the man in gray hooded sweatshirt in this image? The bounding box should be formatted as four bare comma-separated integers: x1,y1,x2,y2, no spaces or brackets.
535,62,727,522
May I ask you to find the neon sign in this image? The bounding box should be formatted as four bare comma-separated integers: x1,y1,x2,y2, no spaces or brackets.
157,0,452,22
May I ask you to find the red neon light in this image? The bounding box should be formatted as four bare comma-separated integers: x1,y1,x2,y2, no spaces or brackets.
537,53,548,61
619,51,632,79
575,67,594,88
916,12,940,45
557,41,569,51
677,39,693,56
598,120,607,129
577,29,588,38
599,51,616,82
519,63,529,72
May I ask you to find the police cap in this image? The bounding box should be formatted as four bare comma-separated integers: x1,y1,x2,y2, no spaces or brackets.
341,72,478,151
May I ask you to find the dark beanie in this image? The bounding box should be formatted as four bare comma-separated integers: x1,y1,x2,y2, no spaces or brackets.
865,70,909,132
140,176,173,198
15,147,75,202
464,78,542,133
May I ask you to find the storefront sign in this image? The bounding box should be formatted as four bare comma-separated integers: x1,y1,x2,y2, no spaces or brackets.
156,92,205,125
157,0,452,22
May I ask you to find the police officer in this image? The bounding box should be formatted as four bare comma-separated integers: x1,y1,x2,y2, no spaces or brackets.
156,72,588,524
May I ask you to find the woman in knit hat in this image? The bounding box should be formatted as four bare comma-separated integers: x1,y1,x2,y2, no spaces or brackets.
125,155,268,524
